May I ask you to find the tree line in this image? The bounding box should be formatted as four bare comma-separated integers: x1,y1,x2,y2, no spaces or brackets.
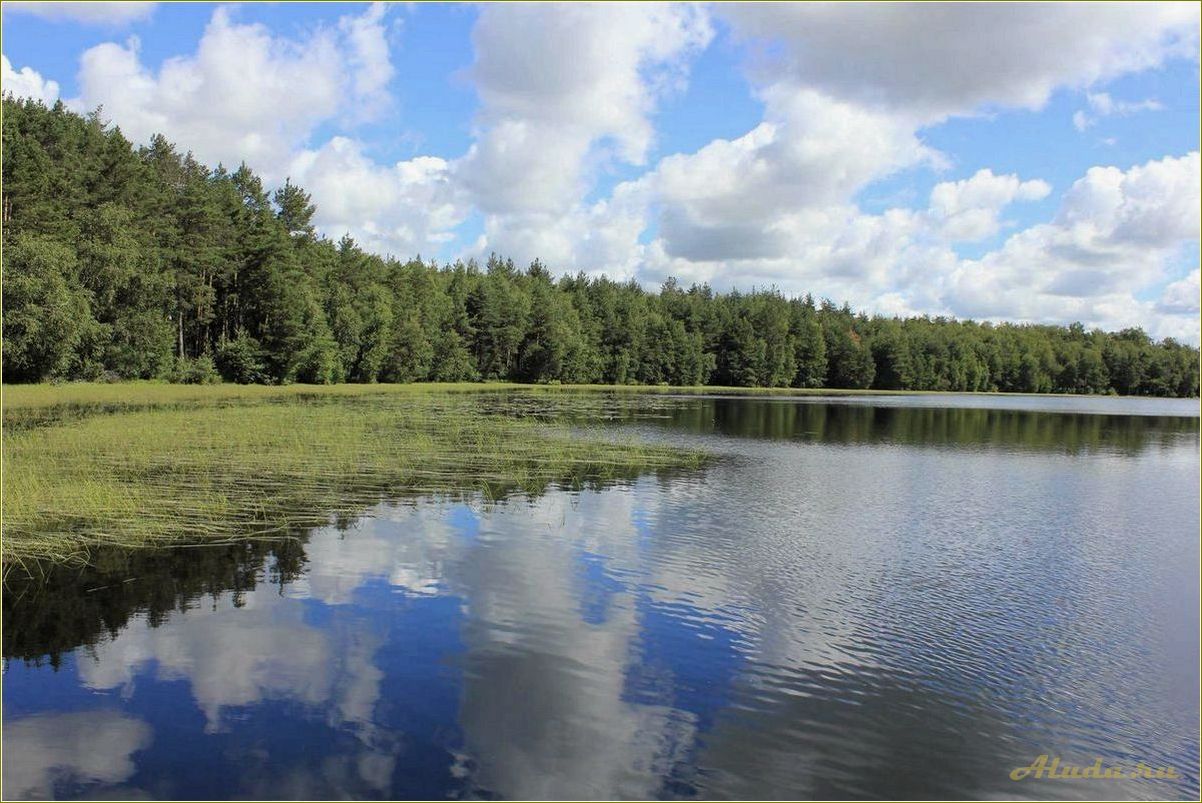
3,96,1198,396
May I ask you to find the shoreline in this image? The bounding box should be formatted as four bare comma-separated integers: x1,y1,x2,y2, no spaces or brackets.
4,379,1198,414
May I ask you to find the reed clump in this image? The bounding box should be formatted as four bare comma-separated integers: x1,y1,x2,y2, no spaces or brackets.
2,385,706,568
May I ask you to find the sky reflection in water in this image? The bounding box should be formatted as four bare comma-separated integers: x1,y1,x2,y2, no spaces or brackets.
3,395,1199,800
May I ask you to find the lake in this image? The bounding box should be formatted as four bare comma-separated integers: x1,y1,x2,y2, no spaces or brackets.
3,392,1199,800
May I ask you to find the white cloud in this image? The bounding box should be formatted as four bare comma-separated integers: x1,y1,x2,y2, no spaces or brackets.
946,152,1201,338
559,3,1199,340
1073,90,1164,130
1158,269,1201,316
660,87,937,226
464,79,939,275
3,1,155,26
722,3,1199,121
616,1,1195,292
1,54,60,104
289,137,468,258
637,204,958,318
583,86,953,303
458,2,713,261
628,146,1198,343
339,2,396,120
928,169,1052,241
659,89,933,264
1,711,152,799
525,83,946,287
9,2,1199,342
69,5,393,179
63,3,468,259
459,121,596,217
465,2,712,171
1056,153,1201,245
464,176,653,277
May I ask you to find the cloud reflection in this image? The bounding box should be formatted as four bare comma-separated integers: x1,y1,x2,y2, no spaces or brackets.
2,711,152,800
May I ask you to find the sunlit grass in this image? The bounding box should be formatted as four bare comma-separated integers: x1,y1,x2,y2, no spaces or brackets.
5,378,1083,568
2,379,1007,415
2,384,707,569
1,380,517,410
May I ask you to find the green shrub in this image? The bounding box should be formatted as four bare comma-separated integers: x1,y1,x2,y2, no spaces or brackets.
216,336,269,384
171,355,220,385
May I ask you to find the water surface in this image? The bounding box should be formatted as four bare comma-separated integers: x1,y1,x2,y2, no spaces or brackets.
4,393,1199,800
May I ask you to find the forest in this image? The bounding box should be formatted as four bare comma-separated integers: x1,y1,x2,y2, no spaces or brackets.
3,96,1198,396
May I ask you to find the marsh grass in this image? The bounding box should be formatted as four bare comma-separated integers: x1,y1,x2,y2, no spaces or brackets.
3,379,1008,417
2,384,707,569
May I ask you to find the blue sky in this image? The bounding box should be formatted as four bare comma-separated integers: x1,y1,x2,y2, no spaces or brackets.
2,2,1199,341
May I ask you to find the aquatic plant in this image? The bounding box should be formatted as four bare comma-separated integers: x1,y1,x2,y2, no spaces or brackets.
2,384,706,569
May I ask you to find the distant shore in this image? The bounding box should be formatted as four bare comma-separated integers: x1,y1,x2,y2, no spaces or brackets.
3,380,1198,414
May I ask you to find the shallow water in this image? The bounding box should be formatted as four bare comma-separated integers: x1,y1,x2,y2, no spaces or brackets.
3,393,1199,800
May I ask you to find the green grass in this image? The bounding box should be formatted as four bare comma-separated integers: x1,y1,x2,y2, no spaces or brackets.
2,382,709,569
6,378,1146,569
2,379,1116,416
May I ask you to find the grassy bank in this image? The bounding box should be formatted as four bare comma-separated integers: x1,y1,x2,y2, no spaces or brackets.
2,383,709,569
8,379,1178,568
2,379,1107,420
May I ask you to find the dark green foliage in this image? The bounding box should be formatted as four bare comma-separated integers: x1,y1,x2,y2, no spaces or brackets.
3,96,1198,396
2,233,92,381
273,178,316,240
381,312,433,382
170,355,220,384
430,330,478,382
215,335,268,384
790,298,828,389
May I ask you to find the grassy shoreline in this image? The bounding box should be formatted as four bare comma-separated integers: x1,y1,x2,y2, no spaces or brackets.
1,383,709,569
3,381,1194,569
6,378,1181,413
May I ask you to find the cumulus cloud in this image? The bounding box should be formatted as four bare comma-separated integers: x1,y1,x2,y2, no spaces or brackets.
11,2,1200,341
591,110,1042,307
466,176,653,278
457,2,712,265
928,169,1052,241
69,4,393,179
722,2,1199,121
646,87,939,264
1,711,153,799
564,2,1199,339
3,1,155,26
1,54,60,104
637,204,958,317
339,2,396,120
947,152,1201,337
460,2,712,208
1055,153,1201,246
471,81,943,278
56,3,450,255
623,1,1196,286
1158,269,1201,316
288,137,469,258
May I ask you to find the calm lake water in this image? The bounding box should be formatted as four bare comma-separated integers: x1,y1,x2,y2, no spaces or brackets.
4,393,1199,800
